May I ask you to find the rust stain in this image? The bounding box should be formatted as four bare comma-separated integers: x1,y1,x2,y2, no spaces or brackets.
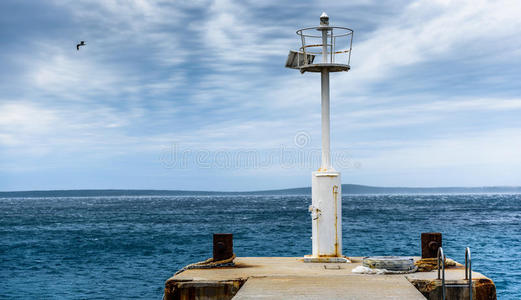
317,254,344,258
333,185,339,256
165,279,246,300
474,278,497,300
408,277,497,300
414,257,457,272
315,208,320,253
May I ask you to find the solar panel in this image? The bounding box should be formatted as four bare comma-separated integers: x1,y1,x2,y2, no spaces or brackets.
285,50,315,69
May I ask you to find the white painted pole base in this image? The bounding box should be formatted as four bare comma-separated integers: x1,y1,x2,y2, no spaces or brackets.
308,171,342,259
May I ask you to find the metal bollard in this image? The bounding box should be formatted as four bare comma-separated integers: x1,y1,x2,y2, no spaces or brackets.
213,233,233,261
421,232,442,259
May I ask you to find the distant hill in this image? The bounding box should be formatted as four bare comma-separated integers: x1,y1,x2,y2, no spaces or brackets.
254,185,521,195
1,184,521,198
339,185,521,194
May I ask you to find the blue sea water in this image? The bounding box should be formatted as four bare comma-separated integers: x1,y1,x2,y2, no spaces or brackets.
1,194,520,299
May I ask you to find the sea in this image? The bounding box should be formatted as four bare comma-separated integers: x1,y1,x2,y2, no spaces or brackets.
1,193,520,299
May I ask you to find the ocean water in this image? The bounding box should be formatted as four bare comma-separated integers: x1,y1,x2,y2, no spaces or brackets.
1,194,520,299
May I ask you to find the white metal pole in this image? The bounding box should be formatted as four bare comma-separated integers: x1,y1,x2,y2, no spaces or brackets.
321,29,331,171
321,70,331,171
306,13,346,261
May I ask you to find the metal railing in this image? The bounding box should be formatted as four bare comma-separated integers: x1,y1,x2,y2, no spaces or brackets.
465,247,473,300
296,26,353,67
438,247,474,300
437,247,446,300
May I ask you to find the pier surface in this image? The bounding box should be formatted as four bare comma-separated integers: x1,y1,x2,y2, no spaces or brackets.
165,257,496,299
233,275,424,299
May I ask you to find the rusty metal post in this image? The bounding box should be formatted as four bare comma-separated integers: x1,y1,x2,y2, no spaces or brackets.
421,232,442,259
213,233,233,261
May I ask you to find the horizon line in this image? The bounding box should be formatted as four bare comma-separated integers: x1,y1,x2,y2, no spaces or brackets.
2,184,521,194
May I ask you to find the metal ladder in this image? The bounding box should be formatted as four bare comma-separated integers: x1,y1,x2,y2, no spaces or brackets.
437,247,446,300
437,247,473,300
465,247,473,300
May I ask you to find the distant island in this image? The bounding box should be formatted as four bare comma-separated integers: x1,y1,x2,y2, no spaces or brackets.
1,184,521,198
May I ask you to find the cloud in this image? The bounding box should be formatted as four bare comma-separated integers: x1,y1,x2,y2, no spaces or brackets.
30,49,134,102
51,0,192,66
197,0,292,66
2,0,521,189
339,0,521,89
0,100,148,157
347,98,521,119
0,102,58,147
357,127,521,172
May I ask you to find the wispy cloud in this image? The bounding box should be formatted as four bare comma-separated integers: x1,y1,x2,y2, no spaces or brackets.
1,0,521,190
351,128,521,186
349,0,521,85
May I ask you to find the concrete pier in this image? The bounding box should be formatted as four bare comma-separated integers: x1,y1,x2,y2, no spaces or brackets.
164,257,496,299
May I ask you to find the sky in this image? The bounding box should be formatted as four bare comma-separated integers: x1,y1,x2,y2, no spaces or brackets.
1,0,521,191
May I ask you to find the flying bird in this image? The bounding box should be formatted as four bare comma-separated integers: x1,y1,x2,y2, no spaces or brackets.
76,41,86,51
